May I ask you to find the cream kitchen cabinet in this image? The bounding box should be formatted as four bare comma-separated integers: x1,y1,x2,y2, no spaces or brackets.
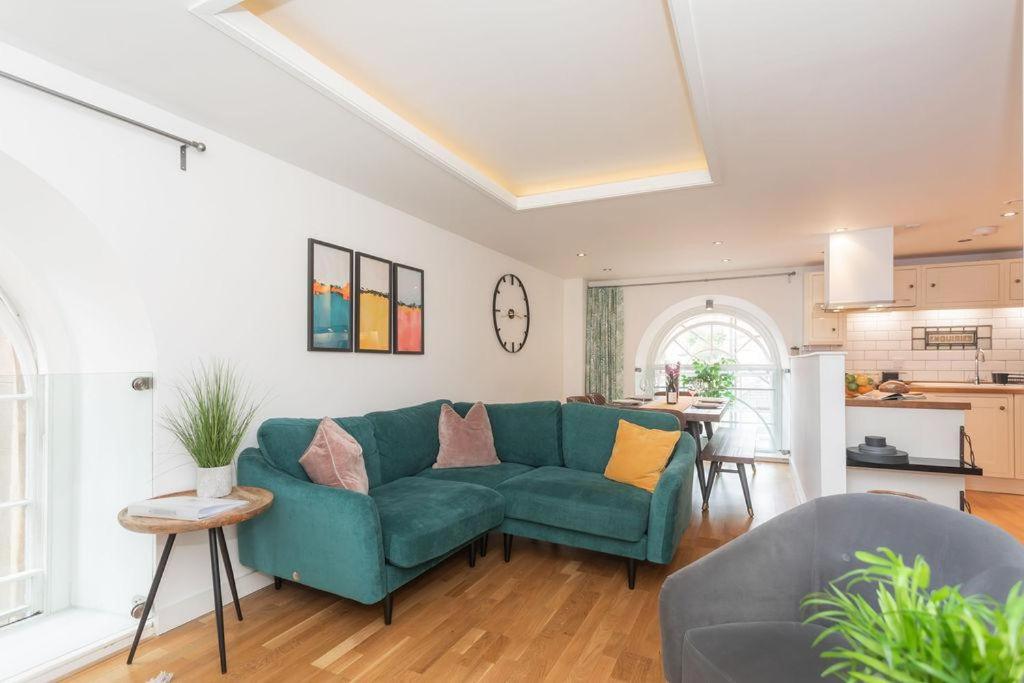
922,262,1002,308
1015,395,1024,481
1007,261,1023,303
803,272,845,345
931,393,1015,479
892,266,919,307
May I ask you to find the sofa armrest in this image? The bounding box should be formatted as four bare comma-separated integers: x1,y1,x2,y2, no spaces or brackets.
236,448,387,604
646,432,697,564
658,501,818,682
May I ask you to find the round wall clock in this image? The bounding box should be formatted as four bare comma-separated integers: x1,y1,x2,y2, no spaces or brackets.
492,273,530,353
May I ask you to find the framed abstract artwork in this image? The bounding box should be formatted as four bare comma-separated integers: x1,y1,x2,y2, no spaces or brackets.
354,252,393,353
307,238,353,352
392,263,424,354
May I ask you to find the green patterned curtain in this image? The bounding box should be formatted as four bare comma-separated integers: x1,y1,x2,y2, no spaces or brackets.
585,286,624,400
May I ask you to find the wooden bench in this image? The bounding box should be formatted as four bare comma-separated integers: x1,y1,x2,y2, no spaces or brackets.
700,426,757,517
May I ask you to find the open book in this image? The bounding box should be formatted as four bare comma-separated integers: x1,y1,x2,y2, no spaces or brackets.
127,496,247,521
854,389,927,401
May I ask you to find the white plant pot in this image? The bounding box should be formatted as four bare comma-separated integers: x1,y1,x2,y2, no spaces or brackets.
196,464,233,498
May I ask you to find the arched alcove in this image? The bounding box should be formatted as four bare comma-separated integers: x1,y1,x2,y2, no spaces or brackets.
635,294,791,455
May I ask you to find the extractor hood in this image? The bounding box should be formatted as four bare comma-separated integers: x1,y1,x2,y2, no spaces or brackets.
825,226,894,309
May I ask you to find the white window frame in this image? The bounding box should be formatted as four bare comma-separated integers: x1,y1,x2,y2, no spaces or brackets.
0,290,44,628
646,306,786,456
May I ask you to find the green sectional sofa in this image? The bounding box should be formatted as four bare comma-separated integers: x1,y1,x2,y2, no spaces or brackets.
237,399,696,623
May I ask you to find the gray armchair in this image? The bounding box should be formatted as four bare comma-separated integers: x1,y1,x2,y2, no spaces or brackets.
659,493,1024,683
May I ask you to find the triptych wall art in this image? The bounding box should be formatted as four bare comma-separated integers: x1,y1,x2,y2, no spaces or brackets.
307,238,424,354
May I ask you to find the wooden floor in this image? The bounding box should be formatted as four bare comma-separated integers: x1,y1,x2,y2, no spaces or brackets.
67,467,1020,682
969,490,1024,544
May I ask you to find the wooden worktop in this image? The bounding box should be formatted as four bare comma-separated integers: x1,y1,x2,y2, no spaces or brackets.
908,382,1024,395
845,398,972,410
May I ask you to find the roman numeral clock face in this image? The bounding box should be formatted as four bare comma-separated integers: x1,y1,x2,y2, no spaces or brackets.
492,274,530,353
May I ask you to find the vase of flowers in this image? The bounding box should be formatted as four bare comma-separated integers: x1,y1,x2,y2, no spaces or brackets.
664,362,681,405
162,361,262,498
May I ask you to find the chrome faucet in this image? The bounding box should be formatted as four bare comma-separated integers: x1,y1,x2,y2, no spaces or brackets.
974,348,986,384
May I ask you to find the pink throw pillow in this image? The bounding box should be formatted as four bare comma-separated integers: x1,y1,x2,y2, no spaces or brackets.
298,417,369,493
434,403,500,469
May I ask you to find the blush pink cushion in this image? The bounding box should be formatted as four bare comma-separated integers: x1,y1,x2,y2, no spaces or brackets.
298,417,369,493
434,403,500,469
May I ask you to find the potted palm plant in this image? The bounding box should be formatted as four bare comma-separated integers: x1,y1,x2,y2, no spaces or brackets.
802,547,1024,682
162,361,262,498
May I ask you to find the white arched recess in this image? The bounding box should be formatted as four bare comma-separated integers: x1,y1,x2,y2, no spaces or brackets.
0,151,157,634
634,295,791,456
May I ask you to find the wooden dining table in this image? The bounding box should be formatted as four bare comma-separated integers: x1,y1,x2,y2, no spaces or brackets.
610,396,731,499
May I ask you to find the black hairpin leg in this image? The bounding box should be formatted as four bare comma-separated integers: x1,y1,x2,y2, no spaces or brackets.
215,528,243,621
127,533,176,664
208,529,227,674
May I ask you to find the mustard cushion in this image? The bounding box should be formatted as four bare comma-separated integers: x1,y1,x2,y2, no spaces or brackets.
604,419,681,492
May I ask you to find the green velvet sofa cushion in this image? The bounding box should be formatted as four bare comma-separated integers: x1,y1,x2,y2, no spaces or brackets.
415,462,534,489
561,402,680,473
370,476,504,568
453,401,562,467
366,400,451,484
256,417,382,488
500,517,648,560
496,466,652,542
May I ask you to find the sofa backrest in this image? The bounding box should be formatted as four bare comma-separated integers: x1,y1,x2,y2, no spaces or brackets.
453,401,562,467
365,399,451,484
561,402,680,473
256,416,382,487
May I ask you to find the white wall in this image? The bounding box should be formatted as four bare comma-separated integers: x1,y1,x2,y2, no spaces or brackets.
789,352,846,502
561,279,586,397
0,41,564,631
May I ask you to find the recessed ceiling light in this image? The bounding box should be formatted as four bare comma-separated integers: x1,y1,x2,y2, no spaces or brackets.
1006,199,1023,205
601,267,612,272
900,223,921,229
973,226,998,236
576,252,586,257
1002,211,1018,218
835,228,847,232
712,240,723,245
957,238,973,243
722,258,732,263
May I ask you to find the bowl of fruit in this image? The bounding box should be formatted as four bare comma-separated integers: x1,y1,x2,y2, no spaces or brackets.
845,373,875,398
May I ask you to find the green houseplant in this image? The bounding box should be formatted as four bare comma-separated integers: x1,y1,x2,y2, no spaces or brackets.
162,360,262,498
802,547,1024,682
682,358,735,398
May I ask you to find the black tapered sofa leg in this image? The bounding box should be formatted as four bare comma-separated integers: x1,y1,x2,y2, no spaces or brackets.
383,593,393,625
503,533,513,562
274,576,282,590
479,533,488,557
627,557,637,590
468,540,477,567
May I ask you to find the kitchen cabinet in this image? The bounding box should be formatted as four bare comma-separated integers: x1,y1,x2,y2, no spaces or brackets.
1016,396,1024,481
804,272,844,345
1008,261,1023,303
931,393,1014,479
922,262,1002,308
892,266,919,307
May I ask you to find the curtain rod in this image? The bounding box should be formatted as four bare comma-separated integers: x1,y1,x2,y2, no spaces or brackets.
0,69,207,171
588,270,798,289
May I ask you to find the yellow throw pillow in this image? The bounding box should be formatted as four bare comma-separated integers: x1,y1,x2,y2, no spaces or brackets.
604,419,681,493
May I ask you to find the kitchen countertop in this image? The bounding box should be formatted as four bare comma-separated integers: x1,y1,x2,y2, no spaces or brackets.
908,382,1024,395
845,398,971,410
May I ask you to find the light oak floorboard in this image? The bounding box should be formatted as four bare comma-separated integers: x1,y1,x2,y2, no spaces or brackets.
65,464,807,681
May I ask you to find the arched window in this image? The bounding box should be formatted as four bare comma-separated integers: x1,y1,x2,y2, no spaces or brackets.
0,293,38,628
648,307,783,455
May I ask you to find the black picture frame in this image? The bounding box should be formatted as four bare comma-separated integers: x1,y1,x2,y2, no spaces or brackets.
392,262,425,355
307,238,354,352
354,251,393,353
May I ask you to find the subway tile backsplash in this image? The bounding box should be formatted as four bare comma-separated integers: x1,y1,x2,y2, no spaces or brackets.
840,307,1024,382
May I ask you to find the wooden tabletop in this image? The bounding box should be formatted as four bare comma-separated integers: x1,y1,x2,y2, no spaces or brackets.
623,397,730,424
118,486,273,535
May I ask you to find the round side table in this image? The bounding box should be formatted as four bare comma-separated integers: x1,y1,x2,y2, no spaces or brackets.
118,486,273,674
